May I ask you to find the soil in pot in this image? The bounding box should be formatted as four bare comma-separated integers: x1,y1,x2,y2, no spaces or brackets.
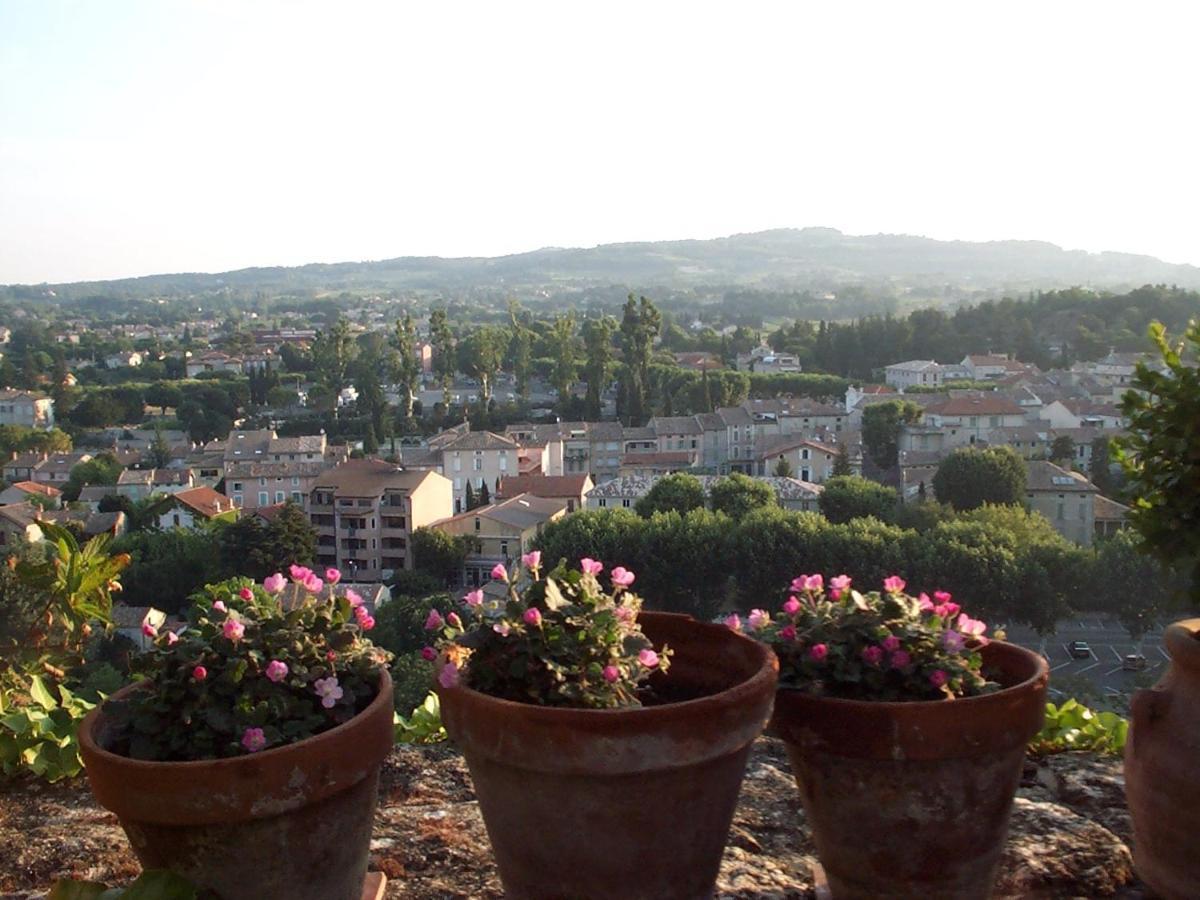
437,611,779,900
78,669,395,900
772,639,1048,900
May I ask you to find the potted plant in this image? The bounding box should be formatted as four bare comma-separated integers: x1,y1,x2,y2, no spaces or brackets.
730,573,1047,899
1118,319,1200,899
78,567,394,900
430,553,778,900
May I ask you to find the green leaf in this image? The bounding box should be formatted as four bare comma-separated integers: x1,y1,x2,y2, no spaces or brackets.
29,676,58,711
48,879,110,899
119,870,200,900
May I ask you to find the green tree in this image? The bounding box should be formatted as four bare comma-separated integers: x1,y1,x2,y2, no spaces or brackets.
581,316,616,420
63,453,123,502
634,473,706,518
818,476,899,524
549,314,578,405
217,502,316,580
459,326,507,407
617,295,662,426
1050,435,1076,466
773,457,794,478
363,424,379,455
708,473,776,520
478,481,491,506
392,312,421,422
1092,529,1171,647
144,382,182,415
932,446,1027,511
411,527,477,587
429,307,455,407
1089,436,1118,498
311,317,355,392
112,527,226,614
146,426,171,468
832,443,852,477
861,400,922,469
464,481,476,511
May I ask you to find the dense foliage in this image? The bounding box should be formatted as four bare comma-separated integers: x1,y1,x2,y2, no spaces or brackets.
932,446,1027,511
1029,699,1128,756
818,476,899,524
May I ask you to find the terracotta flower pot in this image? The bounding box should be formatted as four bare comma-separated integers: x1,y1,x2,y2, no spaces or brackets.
1125,618,1200,900
771,640,1048,900
437,611,778,900
78,669,394,900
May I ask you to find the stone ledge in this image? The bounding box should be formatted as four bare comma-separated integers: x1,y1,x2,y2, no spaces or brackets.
0,739,1141,899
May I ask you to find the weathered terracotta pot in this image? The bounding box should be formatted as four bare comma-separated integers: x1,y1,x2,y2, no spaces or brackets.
437,611,778,900
1125,617,1200,900
772,640,1048,899
79,669,394,900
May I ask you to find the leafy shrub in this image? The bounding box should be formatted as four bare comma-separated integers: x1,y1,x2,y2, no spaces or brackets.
1028,699,1129,756
0,675,97,782
394,691,446,744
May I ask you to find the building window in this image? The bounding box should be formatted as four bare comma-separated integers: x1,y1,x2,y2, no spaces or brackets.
292,477,300,486
291,491,302,502
275,491,285,503
233,482,243,492
598,498,607,507
234,494,243,506
622,499,631,508
258,491,269,506
474,457,482,471
475,517,480,531
801,449,810,460
453,454,461,472
500,540,509,557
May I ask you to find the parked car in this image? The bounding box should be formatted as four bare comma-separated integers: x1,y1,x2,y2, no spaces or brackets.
1123,654,1148,671
1068,640,1092,659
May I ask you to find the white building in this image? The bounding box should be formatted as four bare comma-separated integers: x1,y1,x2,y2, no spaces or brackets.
884,360,944,391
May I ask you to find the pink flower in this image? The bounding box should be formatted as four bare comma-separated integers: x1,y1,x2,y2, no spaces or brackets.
358,615,375,631
523,607,542,627
611,567,635,588
438,661,460,688
446,611,463,629
881,635,901,652
313,676,343,708
614,605,634,623
263,573,286,594
783,596,801,615
956,613,988,639
326,650,337,662
424,609,444,631
166,631,179,645
289,564,312,582
192,665,207,681
779,625,797,641
724,613,742,632
942,630,965,653
421,646,437,661
890,650,912,668
238,587,254,601
861,645,884,666
805,574,824,592
241,727,267,753
141,622,158,637
883,575,906,593
602,665,620,683
940,602,961,618
829,574,852,599
265,660,288,682
491,563,508,581
747,609,770,631
580,558,603,575
325,568,342,585
638,648,659,668
212,600,227,613
809,643,828,662
918,592,934,611
789,574,809,593
463,589,484,607
493,622,511,636
934,590,953,605
222,619,245,642
345,589,363,607
522,550,542,570
302,573,324,594
930,669,948,688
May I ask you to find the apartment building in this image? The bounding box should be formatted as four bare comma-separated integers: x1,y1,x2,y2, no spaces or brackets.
429,493,568,588
309,459,453,583
0,390,55,429
884,360,944,390
496,474,594,513
505,421,624,482
420,426,522,513
222,430,348,511
1025,460,1099,547
753,436,840,483
921,395,1026,447
30,451,93,486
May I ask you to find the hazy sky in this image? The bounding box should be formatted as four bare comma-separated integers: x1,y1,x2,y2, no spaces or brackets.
2,1,1198,284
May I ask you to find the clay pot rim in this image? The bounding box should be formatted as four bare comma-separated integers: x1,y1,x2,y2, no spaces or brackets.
1164,617,1200,666
438,611,778,723
79,666,393,772
774,637,1047,710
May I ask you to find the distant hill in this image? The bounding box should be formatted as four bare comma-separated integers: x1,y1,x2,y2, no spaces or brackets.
8,228,1200,299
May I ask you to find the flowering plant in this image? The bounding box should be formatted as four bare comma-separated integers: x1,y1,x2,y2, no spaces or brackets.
102,565,391,760
427,553,671,709
728,573,999,702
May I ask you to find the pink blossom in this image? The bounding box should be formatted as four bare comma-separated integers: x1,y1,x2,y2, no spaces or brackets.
956,613,988,639
614,605,634,622
930,669,948,688
463,589,484,607
789,574,810,593
890,650,912,668
883,575,906,594
881,635,901,652
809,643,828,661
358,615,375,631
345,589,363,608
421,646,437,661
437,661,459,689
302,573,324,594
861,645,884,666
192,665,207,680
829,574,852,599
265,660,289,682
326,650,337,662
313,676,343,708
493,622,511,636
424,609,444,630
166,631,179,645
523,607,542,627
580,557,604,575
241,727,267,753
934,590,953,605
141,622,158,637
263,573,286,594
942,630,965,653
602,665,620,683
325,568,342,585
940,602,961,618
611,567,635,587
446,611,463,629
212,600,227,613
222,619,245,642
747,609,770,631
238,587,254,601
638,648,659,668
779,625,797,641
491,563,508,581
724,613,742,632
289,564,312,582
521,550,542,570
918,592,934,611
783,596,801,615
805,574,824,592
